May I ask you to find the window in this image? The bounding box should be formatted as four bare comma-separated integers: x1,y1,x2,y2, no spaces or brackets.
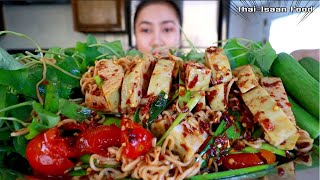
269,7,320,53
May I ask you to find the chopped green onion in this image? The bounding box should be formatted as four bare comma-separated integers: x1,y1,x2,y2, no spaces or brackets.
80,154,91,164
69,169,86,176
93,75,103,87
241,143,288,157
188,163,276,180
103,116,121,127
157,92,201,146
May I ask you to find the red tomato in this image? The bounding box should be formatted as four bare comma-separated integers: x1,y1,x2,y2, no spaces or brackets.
26,127,77,176
121,118,154,159
76,124,121,156
222,153,264,170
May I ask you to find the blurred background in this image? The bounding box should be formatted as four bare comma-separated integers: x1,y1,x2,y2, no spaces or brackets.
0,0,319,54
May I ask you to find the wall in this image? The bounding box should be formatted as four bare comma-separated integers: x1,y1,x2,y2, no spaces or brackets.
0,4,129,50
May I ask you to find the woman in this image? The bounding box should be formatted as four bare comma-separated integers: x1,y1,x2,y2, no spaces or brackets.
133,0,182,55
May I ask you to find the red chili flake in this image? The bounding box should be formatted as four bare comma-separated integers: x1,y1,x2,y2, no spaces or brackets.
278,168,285,176
280,140,287,145
253,111,263,121
92,101,105,110
300,154,310,163
239,79,248,87
206,46,219,54
213,64,220,71
262,81,281,87
181,143,189,151
206,90,218,102
199,120,209,133
188,75,198,89
179,90,186,96
126,98,131,105
296,142,310,149
260,97,268,103
285,102,292,107
232,139,245,151
182,124,193,137
276,102,284,108
42,80,49,85
261,118,274,131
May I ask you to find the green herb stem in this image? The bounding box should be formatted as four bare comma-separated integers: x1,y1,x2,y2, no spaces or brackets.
179,26,200,52
241,143,287,157
0,101,33,114
30,61,81,79
89,44,120,57
35,50,68,58
96,53,110,59
157,92,201,146
188,163,276,180
0,117,30,127
0,31,43,57
230,52,248,60
72,53,85,61
25,51,41,60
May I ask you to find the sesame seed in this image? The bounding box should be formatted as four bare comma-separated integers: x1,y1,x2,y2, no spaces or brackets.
228,158,235,165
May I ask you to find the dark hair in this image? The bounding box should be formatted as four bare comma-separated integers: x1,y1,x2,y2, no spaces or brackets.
133,0,182,33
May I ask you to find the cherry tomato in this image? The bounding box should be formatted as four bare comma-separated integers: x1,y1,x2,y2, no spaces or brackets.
259,150,276,164
26,127,77,176
121,118,154,159
222,153,264,170
76,124,121,156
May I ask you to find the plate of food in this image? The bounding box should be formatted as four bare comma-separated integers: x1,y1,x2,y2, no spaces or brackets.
0,31,318,179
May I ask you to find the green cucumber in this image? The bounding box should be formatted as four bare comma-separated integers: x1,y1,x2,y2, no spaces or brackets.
288,96,319,139
271,53,319,119
299,57,319,81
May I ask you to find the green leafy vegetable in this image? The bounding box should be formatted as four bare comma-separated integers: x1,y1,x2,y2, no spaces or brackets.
133,108,141,123
58,99,93,122
69,169,86,176
80,154,91,164
94,75,103,87
126,48,142,57
25,102,60,139
224,38,277,75
199,120,228,157
0,168,25,180
146,92,168,127
0,48,24,70
103,116,121,127
44,81,59,113
180,49,205,63
224,121,242,141
97,40,125,58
